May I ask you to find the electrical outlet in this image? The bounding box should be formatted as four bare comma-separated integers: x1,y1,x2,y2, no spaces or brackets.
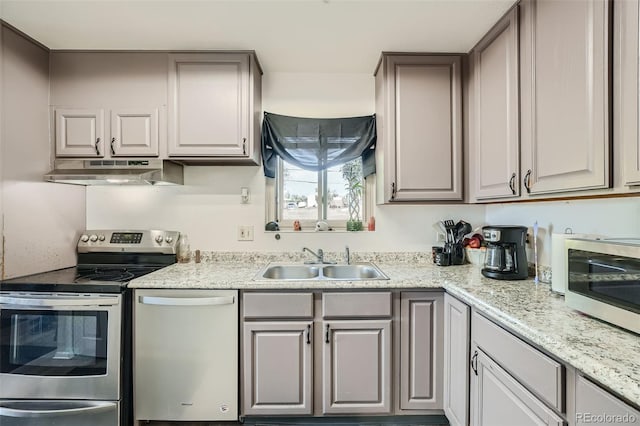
436,232,446,243
238,225,254,241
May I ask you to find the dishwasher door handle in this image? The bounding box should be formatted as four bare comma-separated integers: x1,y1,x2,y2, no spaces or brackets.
139,295,235,306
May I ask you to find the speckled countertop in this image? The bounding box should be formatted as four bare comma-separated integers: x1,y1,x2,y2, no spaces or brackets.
129,252,640,408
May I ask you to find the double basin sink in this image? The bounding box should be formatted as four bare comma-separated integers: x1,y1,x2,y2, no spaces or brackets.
254,262,389,281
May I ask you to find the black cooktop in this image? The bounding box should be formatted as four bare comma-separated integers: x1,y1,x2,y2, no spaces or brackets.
0,264,167,293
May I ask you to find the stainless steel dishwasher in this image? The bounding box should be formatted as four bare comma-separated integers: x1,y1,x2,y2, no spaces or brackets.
133,289,238,422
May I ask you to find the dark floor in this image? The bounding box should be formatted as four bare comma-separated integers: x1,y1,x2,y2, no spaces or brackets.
140,416,449,426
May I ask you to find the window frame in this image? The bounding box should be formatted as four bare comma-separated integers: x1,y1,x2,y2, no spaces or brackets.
268,158,371,231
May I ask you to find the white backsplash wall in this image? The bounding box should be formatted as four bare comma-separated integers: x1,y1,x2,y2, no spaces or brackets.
485,197,640,267
86,71,486,252
87,166,485,252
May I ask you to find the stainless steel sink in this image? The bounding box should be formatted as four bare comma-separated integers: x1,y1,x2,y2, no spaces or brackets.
260,264,321,280
254,262,389,281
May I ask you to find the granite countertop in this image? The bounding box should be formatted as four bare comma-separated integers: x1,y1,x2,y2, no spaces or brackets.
129,252,640,408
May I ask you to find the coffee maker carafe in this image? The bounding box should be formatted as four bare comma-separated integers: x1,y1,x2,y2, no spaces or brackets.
481,226,528,280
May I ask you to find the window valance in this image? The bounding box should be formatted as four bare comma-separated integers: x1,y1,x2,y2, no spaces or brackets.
261,112,377,178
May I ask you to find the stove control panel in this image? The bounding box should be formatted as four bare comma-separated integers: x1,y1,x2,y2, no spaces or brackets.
78,230,181,255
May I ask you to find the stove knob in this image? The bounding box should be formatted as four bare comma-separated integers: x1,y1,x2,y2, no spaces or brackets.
89,234,98,242
165,236,173,243
155,235,164,244
98,234,106,241
80,234,89,242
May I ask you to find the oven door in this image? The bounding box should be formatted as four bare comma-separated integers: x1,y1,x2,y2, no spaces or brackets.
0,293,121,400
0,400,118,426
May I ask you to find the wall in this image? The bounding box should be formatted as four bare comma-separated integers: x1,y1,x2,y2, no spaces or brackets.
485,197,640,267
87,72,487,252
1,25,85,278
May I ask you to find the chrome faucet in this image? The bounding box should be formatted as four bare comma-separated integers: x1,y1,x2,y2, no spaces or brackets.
302,247,335,264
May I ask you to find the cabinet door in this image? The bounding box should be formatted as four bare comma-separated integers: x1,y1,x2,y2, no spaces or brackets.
243,321,313,416
617,0,640,185
520,0,610,195
380,54,463,201
470,348,563,426
168,53,249,157
575,375,640,425
110,108,159,157
443,294,470,426
399,292,443,410
322,320,392,414
55,108,104,157
471,7,520,201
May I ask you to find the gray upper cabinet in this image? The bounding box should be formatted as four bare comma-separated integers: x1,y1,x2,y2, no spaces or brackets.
616,0,640,186
470,348,564,426
110,108,159,157
469,7,520,201
399,292,443,411
375,53,463,203
50,52,167,159
443,294,470,426
322,319,392,414
519,0,610,195
54,108,105,157
167,52,261,163
243,321,313,416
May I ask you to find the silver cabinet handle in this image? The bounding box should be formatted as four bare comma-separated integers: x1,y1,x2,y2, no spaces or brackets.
390,182,396,200
0,296,118,307
110,137,116,156
95,137,101,156
0,401,116,418
139,295,235,306
242,137,247,155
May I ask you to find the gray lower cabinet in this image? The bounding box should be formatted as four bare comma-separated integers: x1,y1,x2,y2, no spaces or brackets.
243,321,313,415
443,294,470,426
574,375,640,426
322,319,392,414
399,292,443,411
470,348,564,426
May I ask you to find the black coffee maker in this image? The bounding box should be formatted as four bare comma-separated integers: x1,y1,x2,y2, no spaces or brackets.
481,226,528,280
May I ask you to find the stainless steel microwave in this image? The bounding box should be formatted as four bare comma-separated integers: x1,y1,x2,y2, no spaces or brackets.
565,239,640,334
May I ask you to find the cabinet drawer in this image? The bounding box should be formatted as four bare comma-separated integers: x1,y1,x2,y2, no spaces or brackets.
472,311,564,412
322,292,392,318
243,292,314,319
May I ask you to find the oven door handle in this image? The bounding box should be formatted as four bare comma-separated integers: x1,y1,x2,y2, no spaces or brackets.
139,295,235,306
0,401,116,418
0,296,119,307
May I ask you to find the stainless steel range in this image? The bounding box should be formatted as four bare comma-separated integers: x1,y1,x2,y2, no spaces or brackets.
0,230,179,426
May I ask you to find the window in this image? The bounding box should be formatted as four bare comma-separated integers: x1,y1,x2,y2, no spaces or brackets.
274,157,368,230
261,112,376,230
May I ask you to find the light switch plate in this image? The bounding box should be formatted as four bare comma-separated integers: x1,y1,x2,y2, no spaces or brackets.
238,225,254,241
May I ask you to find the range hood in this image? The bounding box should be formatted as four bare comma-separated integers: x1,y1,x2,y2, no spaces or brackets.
44,159,184,185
